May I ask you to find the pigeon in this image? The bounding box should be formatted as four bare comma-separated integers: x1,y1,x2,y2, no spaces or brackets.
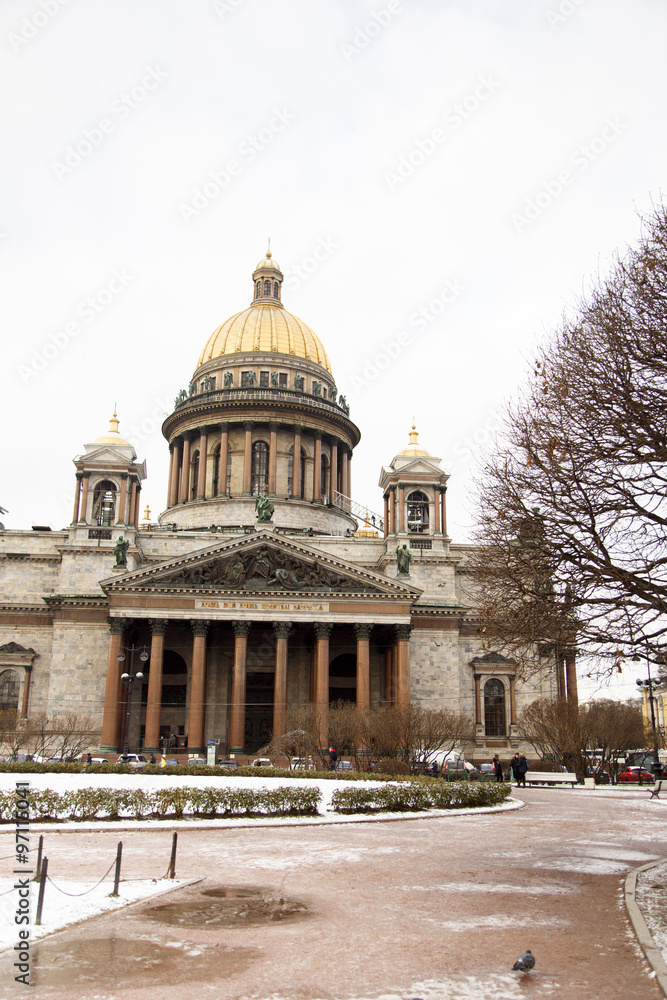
512,950,536,972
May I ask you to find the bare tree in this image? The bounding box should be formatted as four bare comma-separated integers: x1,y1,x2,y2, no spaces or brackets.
471,204,667,680
516,698,584,776
579,699,645,778
0,709,27,759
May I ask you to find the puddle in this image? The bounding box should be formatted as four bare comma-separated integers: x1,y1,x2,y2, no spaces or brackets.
0,935,256,991
138,883,309,928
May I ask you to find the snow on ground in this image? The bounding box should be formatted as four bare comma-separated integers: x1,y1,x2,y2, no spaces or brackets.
636,862,667,969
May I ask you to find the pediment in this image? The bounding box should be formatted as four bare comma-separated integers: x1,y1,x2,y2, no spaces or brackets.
101,530,422,600
395,457,447,478
76,445,137,466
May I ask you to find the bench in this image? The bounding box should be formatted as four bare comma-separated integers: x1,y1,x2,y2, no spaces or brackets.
524,771,578,787
650,781,662,800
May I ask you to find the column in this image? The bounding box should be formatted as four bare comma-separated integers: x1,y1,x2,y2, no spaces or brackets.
565,646,578,707
242,422,253,495
197,428,208,499
133,485,141,527
219,424,229,495
314,623,333,747
230,621,251,752
128,480,138,526
78,473,90,523
292,425,302,498
394,624,411,706
187,620,209,752
474,673,482,727
179,436,191,502
143,620,167,751
354,624,373,712
166,449,175,509
383,647,392,705
441,487,448,537
397,484,405,532
71,474,82,524
341,450,349,499
434,488,441,534
20,667,32,719
348,453,352,500
509,675,517,727
391,644,398,707
169,439,181,508
272,622,291,739
100,618,127,751
389,488,396,534
555,646,566,702
329,441,338,501
383,495,389,538
268,423,278,495
116,473,128,525
313,433,322,502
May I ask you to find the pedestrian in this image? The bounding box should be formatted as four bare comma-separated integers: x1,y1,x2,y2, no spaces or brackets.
511,752,520,785
149,753,156,764
328,746,337,771
431,760,439,777
493,754,503,782
516,753,528,787
85,752,92,765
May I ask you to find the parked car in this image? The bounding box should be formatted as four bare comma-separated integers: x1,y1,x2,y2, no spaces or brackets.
251,758,274,767
618,766,655,783
217,759,239,770
335,760,355,772
290,757,315,770
116,753,148,768
185,757,207,767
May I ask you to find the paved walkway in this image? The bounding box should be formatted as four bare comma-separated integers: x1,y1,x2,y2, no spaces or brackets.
1,787,667,999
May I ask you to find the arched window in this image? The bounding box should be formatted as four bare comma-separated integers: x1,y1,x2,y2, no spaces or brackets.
273,280,279,299
191,450,199,500
92,480,116,526
484,678,506,737
263,279,271,296
255,280,261,299
287,446,306,499
320,454,329,501
0,669,20,709
251,441,269,495
407,490,429,533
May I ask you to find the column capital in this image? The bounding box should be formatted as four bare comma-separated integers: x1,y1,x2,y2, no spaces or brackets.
394,624,412,642
149,619,168,636
82,471,91,479
190,619,210,637
120,472,129,481
273,621,292,638
75,472,83,482
232,620,251,638
473,672,482,682
268,422,279,432
354,623,374,641
243,420,254,430
293,424,303,434
313,429,323,441
107,617,128,635
314,622,333,640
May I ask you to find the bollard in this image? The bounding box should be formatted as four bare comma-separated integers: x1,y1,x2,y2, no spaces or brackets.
168,831,178,879
35,857,48,926
33,834,44,882
112,841,123,896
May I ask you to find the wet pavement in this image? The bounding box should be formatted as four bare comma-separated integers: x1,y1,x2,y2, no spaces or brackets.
1,787,666,1000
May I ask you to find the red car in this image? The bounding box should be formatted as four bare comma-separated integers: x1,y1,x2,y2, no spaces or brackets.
617,766,655,783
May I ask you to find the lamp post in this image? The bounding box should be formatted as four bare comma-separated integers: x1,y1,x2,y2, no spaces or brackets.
636,646,665,778
118,644,149,753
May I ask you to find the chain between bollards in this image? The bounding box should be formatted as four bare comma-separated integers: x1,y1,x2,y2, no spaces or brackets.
168,831,178,879
35,857,48,925
112,841,123,896
33,834,44,882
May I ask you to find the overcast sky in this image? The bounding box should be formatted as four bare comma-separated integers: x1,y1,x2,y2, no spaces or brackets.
3,0,664,700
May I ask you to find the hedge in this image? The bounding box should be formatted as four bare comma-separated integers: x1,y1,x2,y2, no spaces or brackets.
0,785,321,823
330,780,512,814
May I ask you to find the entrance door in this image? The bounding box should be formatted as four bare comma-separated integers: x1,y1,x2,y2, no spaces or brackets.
244,671,274,752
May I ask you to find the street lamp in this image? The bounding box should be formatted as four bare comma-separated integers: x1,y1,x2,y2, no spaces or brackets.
636,645,665,777
117,644,149,753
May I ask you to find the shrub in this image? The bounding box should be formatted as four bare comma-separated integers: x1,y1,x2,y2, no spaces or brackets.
330,780,511,814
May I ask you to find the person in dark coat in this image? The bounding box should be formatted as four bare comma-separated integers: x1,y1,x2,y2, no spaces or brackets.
516,753,529,787
492,754,503,782
510,753,520,785
328,746,337,771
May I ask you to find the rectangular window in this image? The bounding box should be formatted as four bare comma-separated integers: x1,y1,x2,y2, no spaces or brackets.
259,371,269,387
278,372,288,387
241,371,251,387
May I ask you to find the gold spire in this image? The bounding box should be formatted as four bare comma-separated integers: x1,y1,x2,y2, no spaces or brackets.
109,408,120,435
408,419,419,448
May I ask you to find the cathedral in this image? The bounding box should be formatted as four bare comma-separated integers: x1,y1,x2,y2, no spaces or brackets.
0,252,553,757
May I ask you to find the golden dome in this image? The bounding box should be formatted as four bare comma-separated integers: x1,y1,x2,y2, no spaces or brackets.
95,410,131,447
397,421,431,457
197,304,331,373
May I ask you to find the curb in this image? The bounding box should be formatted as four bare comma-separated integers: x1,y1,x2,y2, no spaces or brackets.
626,858,667,998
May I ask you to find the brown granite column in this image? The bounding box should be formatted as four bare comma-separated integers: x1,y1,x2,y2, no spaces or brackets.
242,422,253,495
389,488,396,534
179,436,191,503
230,621,251,752
116,473,128,525
78,473,90,524
71,474,82,524
384,647,392,705
383,495,390,538
219,424,229,495
20,667,32,719
292,425,302,498
509,674,517,727
313,433,322,502
397,484,405,532
391,644,398,707
128,479,138,526
187,620,209,752
395,624,411,706
169,439,181,508
314,623,333,747
268,423,278,495
329,441,338,501
441,487,448,537
474,673,482,726
100,618,127,751
341,450,349,499
434,488,441,534
354,624,372,712
166,449,175,509
565,646,579,707
143,619,167,752
133,485,141,527
272,622,291,739
197,428,208,499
